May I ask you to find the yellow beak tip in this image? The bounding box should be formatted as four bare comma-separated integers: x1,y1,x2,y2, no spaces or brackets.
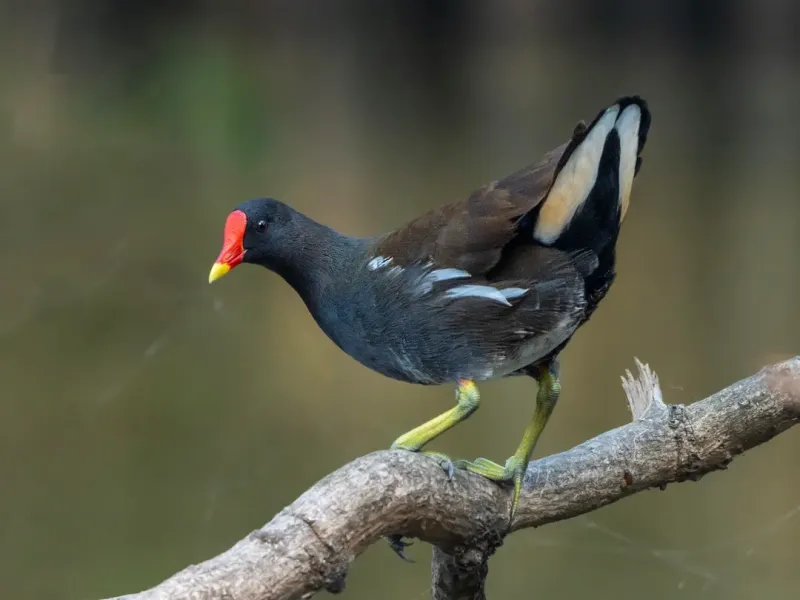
208,263,231,284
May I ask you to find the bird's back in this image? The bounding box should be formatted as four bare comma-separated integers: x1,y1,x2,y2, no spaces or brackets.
317,97,651,384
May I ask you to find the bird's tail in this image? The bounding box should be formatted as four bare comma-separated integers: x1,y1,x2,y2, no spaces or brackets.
532,96,651,255
526,96,650,304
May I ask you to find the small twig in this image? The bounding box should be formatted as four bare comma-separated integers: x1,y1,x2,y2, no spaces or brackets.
100,358,800,600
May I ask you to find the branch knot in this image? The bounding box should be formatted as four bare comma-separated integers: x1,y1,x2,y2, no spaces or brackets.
667,403,705,481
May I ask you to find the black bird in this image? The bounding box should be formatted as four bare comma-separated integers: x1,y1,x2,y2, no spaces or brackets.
209,96,651,522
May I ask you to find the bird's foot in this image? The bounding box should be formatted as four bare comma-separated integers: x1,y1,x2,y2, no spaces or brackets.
386,534,415,562
452,456,527,519
390,444,457,480
384,454,523,560
420,450,456,479
383,449,456,562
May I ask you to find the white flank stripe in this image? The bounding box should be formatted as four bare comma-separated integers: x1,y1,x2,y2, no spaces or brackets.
534,105,620,244
424,268,471,283
445,285,512,307
387,266,404,277
500,287,528,300
367,256,392,270
415,267,471,296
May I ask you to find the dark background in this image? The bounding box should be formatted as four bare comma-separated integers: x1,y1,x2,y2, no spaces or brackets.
1,1,799,598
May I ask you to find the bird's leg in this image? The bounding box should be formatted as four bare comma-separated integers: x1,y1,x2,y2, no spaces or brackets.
454,360,560,519
391,379,481,472
386,379,481,561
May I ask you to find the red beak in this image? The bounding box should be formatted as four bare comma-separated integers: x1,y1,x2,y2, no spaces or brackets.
209,210,247,283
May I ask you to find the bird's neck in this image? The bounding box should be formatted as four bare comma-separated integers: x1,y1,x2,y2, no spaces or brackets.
269,213,366,311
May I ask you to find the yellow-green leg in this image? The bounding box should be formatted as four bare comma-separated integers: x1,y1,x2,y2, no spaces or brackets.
455,360,561,519
391,379,480,473
387,379,480,561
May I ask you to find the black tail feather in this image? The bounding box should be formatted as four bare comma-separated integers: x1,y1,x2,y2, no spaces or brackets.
528,95,651,304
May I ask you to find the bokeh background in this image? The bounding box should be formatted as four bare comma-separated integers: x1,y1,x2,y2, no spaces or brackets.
2,1,799,599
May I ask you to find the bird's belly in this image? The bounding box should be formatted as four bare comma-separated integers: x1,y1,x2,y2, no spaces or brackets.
340,326,576,385
329,334,450,385
483,320,579,379
314,290,578,385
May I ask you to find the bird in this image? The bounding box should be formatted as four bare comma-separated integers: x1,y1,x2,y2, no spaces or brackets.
208,96,651,533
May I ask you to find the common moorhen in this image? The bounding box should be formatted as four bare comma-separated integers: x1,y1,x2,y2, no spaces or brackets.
209,96,651,523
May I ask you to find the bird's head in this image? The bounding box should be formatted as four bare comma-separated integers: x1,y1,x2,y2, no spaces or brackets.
208,197,293,283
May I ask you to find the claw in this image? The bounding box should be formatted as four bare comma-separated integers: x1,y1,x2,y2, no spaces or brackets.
422,451,456,480
442,458,455,480
386,534,415,563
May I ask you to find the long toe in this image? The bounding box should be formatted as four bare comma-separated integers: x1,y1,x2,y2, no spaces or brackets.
505,457,527,519
454,457,510,481
386,534,415,563
422,451,456,480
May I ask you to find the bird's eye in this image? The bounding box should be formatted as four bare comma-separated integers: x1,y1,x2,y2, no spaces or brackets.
255,220,267,232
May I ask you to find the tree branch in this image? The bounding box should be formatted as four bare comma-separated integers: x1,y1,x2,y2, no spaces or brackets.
101,358,800,600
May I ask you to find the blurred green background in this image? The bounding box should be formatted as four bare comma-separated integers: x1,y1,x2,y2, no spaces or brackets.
1,1,799,599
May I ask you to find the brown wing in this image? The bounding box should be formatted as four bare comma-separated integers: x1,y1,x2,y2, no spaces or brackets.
373,121,587,274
